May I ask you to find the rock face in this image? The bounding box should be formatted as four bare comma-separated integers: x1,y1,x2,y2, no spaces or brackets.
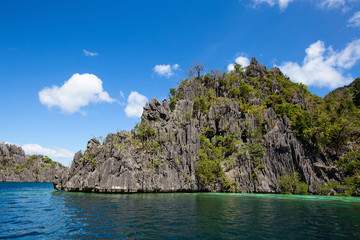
55,59,347,194
0,143,68,184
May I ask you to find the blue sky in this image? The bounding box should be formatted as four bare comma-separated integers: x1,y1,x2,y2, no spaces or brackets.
1,0,360,166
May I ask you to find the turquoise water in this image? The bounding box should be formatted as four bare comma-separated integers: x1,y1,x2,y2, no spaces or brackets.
1,183,360,239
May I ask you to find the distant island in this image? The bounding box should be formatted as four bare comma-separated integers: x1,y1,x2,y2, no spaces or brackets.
2,58,359,196
0,143,67,183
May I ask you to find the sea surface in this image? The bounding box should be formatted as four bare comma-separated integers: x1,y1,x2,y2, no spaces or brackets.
1,183,360,239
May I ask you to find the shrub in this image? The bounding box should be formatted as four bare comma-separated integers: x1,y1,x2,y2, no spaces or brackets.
195,135,237,191
279,172,308,195
135,120,155,142
337,151,360,174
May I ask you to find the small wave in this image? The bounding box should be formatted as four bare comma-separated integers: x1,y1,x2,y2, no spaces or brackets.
0,230,42,239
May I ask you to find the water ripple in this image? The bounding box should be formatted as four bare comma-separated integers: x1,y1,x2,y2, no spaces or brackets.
1,183,360,239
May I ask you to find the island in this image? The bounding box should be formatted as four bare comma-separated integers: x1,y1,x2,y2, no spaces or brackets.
4,58,359,196
0,143,67,183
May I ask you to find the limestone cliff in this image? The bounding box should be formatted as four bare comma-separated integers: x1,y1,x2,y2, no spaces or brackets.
0,143,68,183
54,59,359,195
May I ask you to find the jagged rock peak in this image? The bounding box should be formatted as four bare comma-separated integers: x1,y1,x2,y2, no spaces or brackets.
143,97,170,121
247,57,268,77
270,67,283,76
250,57,259,65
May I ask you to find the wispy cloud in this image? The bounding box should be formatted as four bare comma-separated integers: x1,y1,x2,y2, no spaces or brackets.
278,39,360,89
348,11,360,27
250,0,358,10
83,49,99,57
172,63,180,70
153,64,180,78
39,73,115,114
251,0,295,10
119,90,126,106
124,91,148,118
313,0,359,11
318,0,345,9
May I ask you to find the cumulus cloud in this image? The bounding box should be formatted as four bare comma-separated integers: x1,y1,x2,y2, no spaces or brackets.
124,91,148,118
252,0,295,9
22,144,74,159
39,73,115,114
348,11,360,27
83,49,99,56
278,39,360,89
227,56,250,72
227,64,235,72
153,64,180,78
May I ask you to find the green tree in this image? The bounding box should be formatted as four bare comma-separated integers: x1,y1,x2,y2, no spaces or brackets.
279,172,308,195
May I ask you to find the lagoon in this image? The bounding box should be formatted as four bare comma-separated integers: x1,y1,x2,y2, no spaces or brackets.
1,182,360,239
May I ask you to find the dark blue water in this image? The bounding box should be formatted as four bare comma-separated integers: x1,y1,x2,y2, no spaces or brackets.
1,183,360,239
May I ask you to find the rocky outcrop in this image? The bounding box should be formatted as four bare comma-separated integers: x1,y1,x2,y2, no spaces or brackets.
55,59,347,194
0,143,68,183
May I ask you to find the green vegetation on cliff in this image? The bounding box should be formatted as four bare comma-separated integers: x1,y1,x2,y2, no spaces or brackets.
168,61,360,195
58,59,360,195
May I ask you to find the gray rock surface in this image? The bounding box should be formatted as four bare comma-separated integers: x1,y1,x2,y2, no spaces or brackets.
0,143,68,184
54,59,340,194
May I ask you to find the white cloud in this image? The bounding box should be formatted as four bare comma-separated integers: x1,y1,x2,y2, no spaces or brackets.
279,0,294,9
39,73,115,114
227,56,250,72
227,64,235,72
119,91,126,106
153,64,180,78
120,90,125,99
154,64,172,78
172,63,180,70
278,39,360,89
83,49,99,56
124,91,148,118
22,144,74,159
318,0,345,9
252,0,294,9
348,11,360,27
235,56,250,67
251,0,359,10
317,0,360,11
253,0,275,7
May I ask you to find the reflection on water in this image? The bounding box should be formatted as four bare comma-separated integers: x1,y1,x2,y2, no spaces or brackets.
1,183,360,239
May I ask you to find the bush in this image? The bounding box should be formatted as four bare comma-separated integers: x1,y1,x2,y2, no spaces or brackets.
336,151,360,174
43,157,53,164
279,172,308,195
169,97,178,111
196,135,223,186
193,96,212,116
135,120,155,142
344,174,360,196
14,163,26,174
195,135,237,190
